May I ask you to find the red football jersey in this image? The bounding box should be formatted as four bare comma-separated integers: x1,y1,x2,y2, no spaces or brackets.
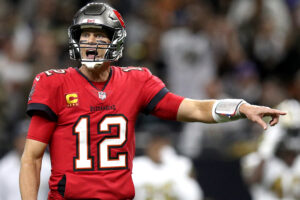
27,66,178,199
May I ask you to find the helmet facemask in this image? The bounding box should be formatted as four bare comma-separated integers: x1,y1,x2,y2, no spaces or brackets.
68,3,126,69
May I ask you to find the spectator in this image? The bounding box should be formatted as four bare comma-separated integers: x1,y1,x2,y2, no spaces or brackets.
227,0,292,78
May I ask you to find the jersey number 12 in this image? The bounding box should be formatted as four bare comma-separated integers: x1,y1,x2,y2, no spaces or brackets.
73,114,128,171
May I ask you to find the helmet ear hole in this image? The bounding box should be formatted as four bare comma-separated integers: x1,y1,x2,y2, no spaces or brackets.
69,48,75,59
74,46,81,59
68,36,81,60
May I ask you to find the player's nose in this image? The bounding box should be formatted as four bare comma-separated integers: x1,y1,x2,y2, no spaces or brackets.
87,34,97,44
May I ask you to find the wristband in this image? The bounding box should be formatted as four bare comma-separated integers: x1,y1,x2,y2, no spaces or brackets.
212,99,247,122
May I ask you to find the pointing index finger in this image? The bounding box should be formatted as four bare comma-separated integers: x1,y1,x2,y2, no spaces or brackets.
264,108,287,115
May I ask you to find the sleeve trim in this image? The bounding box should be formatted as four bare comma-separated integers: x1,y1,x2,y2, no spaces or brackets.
27,103,58,122
143,87,169,115
26,135,49,144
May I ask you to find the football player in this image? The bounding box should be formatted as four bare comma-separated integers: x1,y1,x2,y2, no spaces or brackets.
241,99,300,200
19,2,286,200
133,135,203,200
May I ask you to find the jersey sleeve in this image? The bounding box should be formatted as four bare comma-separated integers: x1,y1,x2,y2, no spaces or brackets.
27,72,61,121
151,92,184,120
139,68,169,114
27,115,57,144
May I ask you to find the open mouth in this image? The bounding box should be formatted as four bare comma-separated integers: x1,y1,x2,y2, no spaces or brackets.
86,49,98,59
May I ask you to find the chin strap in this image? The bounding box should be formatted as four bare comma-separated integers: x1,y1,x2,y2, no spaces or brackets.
82,61,104,69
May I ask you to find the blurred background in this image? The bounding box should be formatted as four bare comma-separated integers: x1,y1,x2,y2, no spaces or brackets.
0,0,300,199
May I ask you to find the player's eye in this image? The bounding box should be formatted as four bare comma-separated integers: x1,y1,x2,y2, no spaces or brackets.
95,34,103,38
82,33,90,38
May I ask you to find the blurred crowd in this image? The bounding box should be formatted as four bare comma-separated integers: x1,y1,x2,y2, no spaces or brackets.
0,0,300,199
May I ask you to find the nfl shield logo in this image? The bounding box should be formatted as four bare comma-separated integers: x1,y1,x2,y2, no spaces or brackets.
98,91,106,100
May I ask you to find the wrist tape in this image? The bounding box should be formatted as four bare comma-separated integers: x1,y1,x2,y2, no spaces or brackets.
212,99,247,122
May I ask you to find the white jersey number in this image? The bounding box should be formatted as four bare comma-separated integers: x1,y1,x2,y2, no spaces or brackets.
44,69,66,76
73,114,128,171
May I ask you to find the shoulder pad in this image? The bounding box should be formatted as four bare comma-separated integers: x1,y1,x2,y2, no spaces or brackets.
33,68,69,87
120,66,153,81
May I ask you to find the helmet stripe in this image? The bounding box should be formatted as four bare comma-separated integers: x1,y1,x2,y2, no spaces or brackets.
113,10,125,28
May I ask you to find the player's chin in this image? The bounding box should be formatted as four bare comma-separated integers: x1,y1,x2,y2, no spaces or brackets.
94,63,103,68
94,62,110,69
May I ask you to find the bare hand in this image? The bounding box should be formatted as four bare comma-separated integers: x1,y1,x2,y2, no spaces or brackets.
239,103,287,130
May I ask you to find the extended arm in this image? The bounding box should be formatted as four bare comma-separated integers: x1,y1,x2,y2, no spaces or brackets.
177,99,215,123
177,98,286,129
20,139,47,200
